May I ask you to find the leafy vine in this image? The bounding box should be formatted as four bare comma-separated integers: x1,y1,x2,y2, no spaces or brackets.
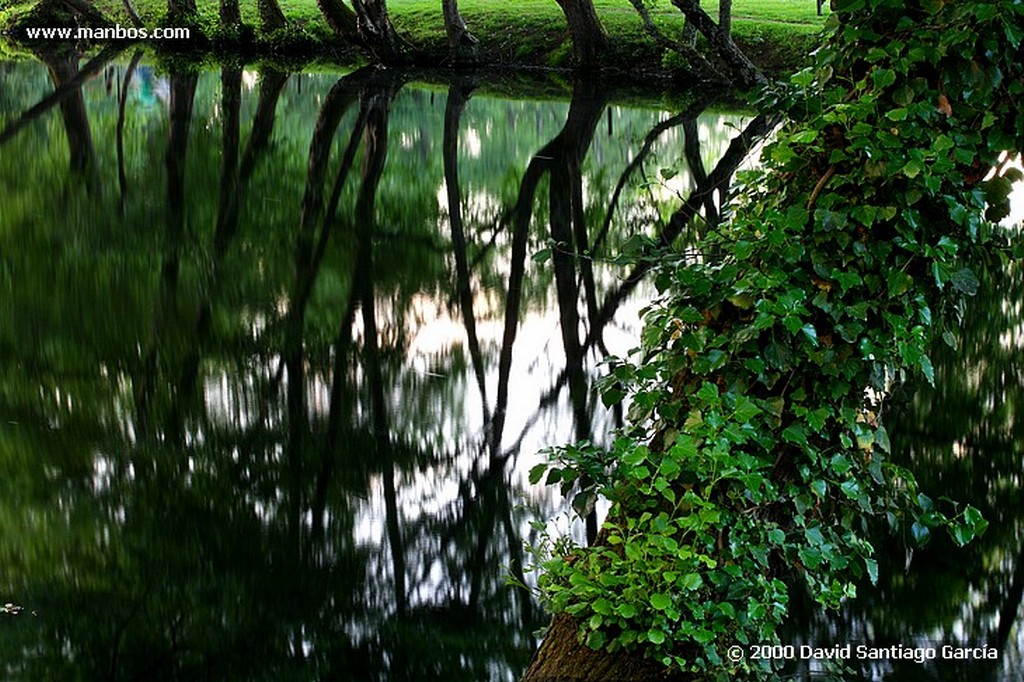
530,0,1023,676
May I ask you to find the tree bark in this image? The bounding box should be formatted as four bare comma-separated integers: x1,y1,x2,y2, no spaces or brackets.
718,0,732,37
316,0,360,40
42,54,96,180
121,0,145,27
441,0,478,61
624,0,724,82
670,0,764,88
682,0,697,46
59,0,109,24
258,0,288,31
553,0,609,69
524,614,685,681
351,0,406,64
167,0,197,22
220,0,241,27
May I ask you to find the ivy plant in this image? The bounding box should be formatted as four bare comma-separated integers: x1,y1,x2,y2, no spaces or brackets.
529,0,1023,677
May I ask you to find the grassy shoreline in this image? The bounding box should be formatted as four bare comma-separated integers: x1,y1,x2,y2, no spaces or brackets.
1,0,828,77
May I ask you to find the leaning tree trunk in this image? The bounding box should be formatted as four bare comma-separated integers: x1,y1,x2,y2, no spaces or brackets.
525,613,685,681
624,0,724,81
522,0,1023,680
441,0,478,61
670,0,763,87
718,0,731,38
681,0,698,46
42,53,96,181
316,0,361,40
220,0,241,27
351,0,405,63
258,0,288,30
167,0,196,22
121,0,144,27
58,0,109,24
519,118,776,682
553,0,609,69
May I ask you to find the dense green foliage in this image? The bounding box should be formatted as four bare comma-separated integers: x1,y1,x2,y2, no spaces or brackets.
529,0,1023,676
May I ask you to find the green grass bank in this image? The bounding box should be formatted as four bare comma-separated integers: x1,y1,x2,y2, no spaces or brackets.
1,0,829,77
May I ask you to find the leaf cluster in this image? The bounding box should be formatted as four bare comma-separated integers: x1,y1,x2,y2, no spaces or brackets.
530,0,1022,676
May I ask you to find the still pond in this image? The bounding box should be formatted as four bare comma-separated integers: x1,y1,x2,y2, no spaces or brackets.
0,53,1022,681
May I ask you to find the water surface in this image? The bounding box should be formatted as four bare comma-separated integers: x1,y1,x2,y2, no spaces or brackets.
0,52,1021,681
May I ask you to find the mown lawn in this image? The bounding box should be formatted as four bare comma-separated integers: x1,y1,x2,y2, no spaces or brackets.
3,0,829,73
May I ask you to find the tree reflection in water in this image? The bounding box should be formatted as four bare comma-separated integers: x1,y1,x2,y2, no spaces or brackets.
0,56,800,679
783,239,1024,680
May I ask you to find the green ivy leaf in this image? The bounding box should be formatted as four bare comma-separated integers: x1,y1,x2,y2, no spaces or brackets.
950,267,980,296
681,573,703,591
801,323,819,346
734,396,761,423
650,593,672,611
919,354,935,386
865,558,879,585
693,350,728,374
872,68,896,89
886,270,913,297
618,603,638,619
782,423,808,447
901,159,923,177
586,629,607,650
911,521,932,546
886,107,909,121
